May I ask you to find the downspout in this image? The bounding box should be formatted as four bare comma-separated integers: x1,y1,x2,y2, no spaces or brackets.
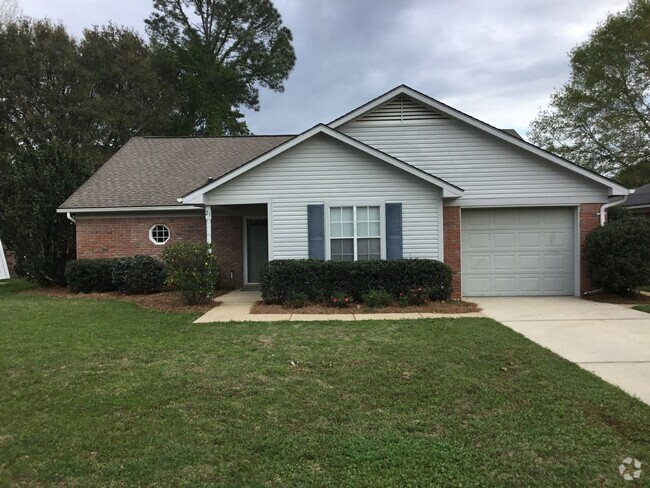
66,212,76,224
599,195,628,226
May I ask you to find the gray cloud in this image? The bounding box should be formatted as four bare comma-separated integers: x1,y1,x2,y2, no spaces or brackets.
18,0,628,137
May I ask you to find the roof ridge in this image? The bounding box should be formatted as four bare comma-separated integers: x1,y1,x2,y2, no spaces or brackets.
141,134,295,139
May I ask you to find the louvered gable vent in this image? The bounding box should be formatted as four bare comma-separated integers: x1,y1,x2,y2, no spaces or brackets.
350,95,446,125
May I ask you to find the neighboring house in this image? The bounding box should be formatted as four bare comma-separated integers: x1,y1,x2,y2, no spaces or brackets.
622,183,650,219
0,240,11,280
57,85,630,297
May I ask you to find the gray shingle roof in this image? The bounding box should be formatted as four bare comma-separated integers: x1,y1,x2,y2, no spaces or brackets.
623,183,650,207
59,135,293,209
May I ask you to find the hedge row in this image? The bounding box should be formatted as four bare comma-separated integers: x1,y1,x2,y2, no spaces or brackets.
260,259,453,305
65,255,166,294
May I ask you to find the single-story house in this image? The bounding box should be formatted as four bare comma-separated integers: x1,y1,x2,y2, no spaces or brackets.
58,85,630,297
622,183,650,219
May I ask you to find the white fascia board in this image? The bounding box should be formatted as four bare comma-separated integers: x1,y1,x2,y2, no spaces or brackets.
180,124,464,203
56,205,202,214
329,85,630,196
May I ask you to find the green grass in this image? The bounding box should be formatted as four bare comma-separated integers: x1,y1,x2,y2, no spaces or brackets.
633,304,650,313
638,285,650,292
1,280,649,486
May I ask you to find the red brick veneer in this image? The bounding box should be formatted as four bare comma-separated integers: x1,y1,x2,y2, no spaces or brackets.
76,214,244,289
579,203,601,294
443,207,462,298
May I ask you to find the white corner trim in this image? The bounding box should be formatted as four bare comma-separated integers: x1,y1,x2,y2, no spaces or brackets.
329,85,629,196
180,124,464,204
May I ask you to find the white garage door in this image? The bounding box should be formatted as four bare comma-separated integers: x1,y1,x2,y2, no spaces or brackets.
461,208,575,296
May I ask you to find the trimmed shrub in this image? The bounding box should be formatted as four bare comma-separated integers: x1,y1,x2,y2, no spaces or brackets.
585,216,650,293
162,242,220,304
362,289,392,308
260,259,453,305
285,292,308,309
65,258,117,293
112,255,166,294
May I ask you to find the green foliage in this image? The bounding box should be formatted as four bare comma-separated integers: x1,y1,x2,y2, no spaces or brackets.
361,289,393,308
284,292,308,309
65,259,118,293
111,255,166,294
585,216,650,293
328,291,353,308
0,19,177,285
399,287,429,306
162,242,220,305
145,0,296,135
260,259,453,305
529,0,650,187
605,205,634,222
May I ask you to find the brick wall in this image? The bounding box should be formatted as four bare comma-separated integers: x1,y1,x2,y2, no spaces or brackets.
442,207,461,299
76,214,244,289
579,203,601,294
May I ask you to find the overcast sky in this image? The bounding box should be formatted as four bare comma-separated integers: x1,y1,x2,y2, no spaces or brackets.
18,0,628,137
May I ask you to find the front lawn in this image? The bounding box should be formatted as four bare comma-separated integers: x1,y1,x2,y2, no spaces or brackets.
1,280,649,486
633,304,650,313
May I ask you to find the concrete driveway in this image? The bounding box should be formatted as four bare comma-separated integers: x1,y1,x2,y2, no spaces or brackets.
473,297,650,405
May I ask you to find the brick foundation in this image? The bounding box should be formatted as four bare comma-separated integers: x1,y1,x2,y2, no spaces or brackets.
443,207,461,299
76,214,244,289
579,203,601,294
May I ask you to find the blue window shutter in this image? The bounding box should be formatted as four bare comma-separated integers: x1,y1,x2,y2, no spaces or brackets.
308,204,325,259
386,203,403,259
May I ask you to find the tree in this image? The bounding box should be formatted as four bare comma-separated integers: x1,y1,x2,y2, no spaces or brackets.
529,0,650,187
145,0,296,135
0,20,177,284
0,0,20,27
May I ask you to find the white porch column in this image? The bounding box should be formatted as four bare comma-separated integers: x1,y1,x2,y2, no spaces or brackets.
205,206,212,251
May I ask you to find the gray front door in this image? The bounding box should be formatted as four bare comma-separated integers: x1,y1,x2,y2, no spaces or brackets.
246,219,268,283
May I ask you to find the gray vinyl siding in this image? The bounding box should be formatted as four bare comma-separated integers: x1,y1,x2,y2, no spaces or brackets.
204,134,441,260
339,96,609,206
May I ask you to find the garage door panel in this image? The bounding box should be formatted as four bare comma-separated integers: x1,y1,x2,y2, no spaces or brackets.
462,208,575,296
518,232,541,248
518,254,541,270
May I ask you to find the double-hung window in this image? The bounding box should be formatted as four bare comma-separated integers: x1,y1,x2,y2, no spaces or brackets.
329,206,381,261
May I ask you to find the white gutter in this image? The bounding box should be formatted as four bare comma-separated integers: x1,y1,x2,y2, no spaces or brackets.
56,205,202,214
599,195,628,226
66,212,76,224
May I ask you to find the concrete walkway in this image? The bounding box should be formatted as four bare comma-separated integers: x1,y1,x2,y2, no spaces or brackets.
194,289,484,323
473,296,650,405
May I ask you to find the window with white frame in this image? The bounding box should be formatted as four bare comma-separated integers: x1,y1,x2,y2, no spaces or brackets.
329,206,381,261
149,224,170,245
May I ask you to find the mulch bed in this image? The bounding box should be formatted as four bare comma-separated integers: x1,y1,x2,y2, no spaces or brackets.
21,287,230,314
251,300,481,315
582,290,650,305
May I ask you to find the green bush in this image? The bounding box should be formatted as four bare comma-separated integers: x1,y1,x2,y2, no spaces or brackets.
285,292,308,309
362,289,393,308
65,258,117,293
585,216,650,293
260,259,453,305
112,255,166,294
162,242,220,304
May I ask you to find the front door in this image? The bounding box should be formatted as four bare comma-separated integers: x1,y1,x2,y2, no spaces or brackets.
246,219,268,283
